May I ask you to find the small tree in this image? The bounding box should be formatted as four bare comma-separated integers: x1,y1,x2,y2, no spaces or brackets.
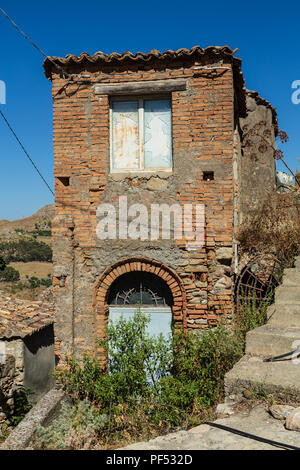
0,266,20,282
0,255,6,271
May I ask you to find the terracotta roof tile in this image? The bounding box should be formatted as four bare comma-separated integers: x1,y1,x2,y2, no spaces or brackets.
43,45,278,124
43,45,237,77
43,45,248,116
0,290,54,340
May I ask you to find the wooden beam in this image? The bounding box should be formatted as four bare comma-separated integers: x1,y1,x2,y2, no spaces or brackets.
94,79,186,95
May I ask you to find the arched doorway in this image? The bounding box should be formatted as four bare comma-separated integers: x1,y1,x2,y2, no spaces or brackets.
93,257,186,357
108,271,173,340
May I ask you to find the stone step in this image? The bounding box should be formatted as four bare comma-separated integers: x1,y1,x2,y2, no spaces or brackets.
294,257,300,270
225,255,300,403
268,304,300,327
246,324,300,357
295,256,300,269
225,355,300,402
281,269,300,287
275,286,300,304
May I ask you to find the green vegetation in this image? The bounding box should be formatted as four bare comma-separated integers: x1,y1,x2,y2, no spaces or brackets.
0,422,10,443
12,387,34,427
0,239,52,263
26,274,52,289
7,274,52,296
236,286,275,342
33,296,272,450
0,255,20,281
35,400,107,450
0,255,52,295
14,221,52,238
0,266,20,282
32,221,52,237
0,255,5,271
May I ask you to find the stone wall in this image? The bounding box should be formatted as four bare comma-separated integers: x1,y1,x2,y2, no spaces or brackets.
0,388,65,450
0,340,24,425
0,355,16,425
236,92,277,223
0,328,55,426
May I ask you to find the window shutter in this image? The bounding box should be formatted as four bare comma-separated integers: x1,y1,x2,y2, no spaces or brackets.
111,100,139,170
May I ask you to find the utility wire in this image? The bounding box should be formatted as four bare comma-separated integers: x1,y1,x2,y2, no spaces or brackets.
0,109,54,196
0,7,73,79
264,348,300,362
205,421,300,450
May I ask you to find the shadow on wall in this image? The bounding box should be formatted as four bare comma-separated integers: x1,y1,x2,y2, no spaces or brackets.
23,324,55,400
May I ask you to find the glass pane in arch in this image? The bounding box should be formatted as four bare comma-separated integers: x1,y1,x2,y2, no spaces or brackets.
107,271,173,307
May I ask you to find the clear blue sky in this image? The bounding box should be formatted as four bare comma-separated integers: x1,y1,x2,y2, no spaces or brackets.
0,0,299,220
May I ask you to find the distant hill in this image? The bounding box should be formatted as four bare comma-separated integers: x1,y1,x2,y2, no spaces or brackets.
0,204,54,240
32,205,55,219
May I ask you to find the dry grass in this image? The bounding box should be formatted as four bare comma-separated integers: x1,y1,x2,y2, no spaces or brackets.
36,236,52,247
0,282,49,300
0,204,53,247
0,262,52,300
9,261,52,279
236,190,300,266
0,234,52,248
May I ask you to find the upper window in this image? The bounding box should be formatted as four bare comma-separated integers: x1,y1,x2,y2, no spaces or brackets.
110,97,172,172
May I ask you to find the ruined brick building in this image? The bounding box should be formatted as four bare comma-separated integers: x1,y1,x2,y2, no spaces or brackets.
43,46,278,360
0,291,54,421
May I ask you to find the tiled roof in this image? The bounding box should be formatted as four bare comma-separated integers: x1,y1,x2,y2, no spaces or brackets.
0,291,54,340
43,45,278,123
43,45,238,77
43,45,247,116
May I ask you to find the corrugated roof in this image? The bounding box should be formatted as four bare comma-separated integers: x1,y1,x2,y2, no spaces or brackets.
0,290,54,340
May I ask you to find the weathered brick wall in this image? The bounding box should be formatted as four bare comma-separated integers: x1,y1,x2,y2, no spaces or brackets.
50,55,236,358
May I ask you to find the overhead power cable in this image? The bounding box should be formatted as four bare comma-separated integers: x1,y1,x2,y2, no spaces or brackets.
0,109,54,196
0,7,73,79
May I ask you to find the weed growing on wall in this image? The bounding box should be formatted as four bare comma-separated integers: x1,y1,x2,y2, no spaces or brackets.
235,287,275,342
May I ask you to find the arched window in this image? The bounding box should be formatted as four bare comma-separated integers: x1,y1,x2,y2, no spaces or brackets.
108,272,173,306
107,271,173,342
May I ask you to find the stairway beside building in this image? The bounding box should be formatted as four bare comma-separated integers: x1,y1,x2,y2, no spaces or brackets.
225,255,300,401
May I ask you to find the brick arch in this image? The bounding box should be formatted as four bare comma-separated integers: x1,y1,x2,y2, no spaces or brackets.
93,257,187,353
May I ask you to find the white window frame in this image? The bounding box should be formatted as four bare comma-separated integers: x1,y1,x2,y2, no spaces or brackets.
109,95,173,174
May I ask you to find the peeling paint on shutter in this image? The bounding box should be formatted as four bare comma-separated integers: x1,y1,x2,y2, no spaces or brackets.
112,100,139,170
144,99,172,169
